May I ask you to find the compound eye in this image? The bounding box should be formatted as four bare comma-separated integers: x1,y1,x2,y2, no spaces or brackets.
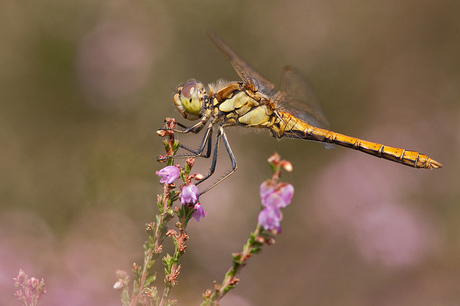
181,81,197,99
179,81,203,117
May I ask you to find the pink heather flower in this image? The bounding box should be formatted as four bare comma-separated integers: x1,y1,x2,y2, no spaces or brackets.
258,208,281,232
13,270,46,304
260,182,294,209
262,191,282,209
192,203,207,221
180,184,199,205
260,181,275,200
277,183,294,207
156,166,180,184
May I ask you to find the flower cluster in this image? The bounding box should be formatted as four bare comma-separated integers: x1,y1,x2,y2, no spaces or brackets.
14,269,46,306
156,165,207,222
258,181,294,232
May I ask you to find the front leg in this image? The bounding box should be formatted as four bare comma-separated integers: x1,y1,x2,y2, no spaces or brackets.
157,120,214,162
158,117,207,135
177,121,213,158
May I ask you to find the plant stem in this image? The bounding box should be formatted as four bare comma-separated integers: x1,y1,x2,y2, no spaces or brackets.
130,184,173,306
202,224,265,305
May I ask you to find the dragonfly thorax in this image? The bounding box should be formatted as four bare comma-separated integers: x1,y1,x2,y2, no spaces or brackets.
174,80,208,121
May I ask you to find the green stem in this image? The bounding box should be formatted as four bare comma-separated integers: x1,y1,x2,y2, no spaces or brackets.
202,224,265,305
130,185,173,306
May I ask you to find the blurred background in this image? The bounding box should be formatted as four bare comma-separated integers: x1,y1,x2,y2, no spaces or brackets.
0,0,459,305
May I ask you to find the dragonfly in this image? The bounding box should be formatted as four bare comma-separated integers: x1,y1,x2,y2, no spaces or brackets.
161,32,442,195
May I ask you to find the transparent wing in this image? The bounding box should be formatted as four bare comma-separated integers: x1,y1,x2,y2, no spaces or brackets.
278,66,333,149
208,32,275,95
278,66,330,129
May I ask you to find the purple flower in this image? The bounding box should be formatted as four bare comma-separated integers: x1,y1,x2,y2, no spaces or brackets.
260,181,275,200
260,182,294,209
262,191,282,208
181,184,199,205
277,183,294,207
258,208,281,232
156,166,180,184
192,203,207,221
259,181,294,232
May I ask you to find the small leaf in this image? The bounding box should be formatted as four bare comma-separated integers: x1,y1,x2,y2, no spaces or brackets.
144,274,157,288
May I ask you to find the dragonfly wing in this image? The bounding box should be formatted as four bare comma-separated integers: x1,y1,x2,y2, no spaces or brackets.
279,66,330,129
208,32,275,95
278,66,334,149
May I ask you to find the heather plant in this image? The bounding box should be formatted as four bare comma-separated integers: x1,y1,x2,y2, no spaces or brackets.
113,118,294,305
12,118,294,306
13,270,46,306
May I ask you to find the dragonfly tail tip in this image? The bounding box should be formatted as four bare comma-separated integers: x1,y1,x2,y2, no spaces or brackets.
429,159,443,169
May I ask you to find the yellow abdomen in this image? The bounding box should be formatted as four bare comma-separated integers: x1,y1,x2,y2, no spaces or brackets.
276,111,442,169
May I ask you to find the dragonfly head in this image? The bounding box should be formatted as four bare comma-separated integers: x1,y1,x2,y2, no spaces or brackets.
174,80,207,121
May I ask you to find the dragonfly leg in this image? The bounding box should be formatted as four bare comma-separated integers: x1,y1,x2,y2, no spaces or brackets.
197,126,237,195
173,121,188,130
161,118,189,130
177,123,213,158
157,121,214,162
158,118,208,135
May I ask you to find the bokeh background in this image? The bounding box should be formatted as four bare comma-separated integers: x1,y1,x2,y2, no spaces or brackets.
1,0,459,305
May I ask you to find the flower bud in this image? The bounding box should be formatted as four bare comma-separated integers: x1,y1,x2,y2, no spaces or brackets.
113,281,124,289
